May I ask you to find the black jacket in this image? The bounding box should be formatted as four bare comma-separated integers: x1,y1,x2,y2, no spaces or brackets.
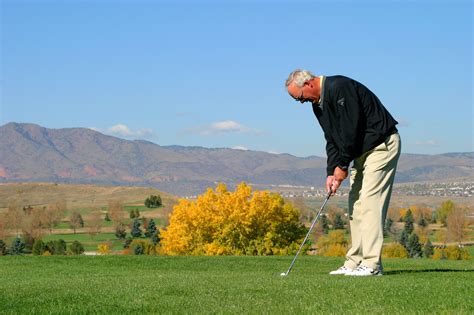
312,75,398,176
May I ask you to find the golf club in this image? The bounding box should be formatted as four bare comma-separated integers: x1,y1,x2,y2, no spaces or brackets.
280,190,332,277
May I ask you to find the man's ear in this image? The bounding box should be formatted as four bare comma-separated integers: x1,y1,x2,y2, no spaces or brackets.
304,80,312,88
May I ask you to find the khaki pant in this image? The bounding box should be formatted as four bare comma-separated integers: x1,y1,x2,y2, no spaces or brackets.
344,133,401,271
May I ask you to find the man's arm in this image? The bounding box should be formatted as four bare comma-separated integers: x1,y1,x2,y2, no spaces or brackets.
324,134,345,194
335,79,363,168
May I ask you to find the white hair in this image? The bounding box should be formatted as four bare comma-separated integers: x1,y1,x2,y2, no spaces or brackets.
285,69,315,87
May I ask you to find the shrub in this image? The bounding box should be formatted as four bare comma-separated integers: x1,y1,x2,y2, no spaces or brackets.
323,244,347,257
0,240,7,256
160,182,306,256
10,237,25,255
97,244,110,255
432,246,470,260
423,240,434,258
316,230,348,257
382,243,408,258
123,237,133,249
32,239,46,256
129,239,155,255
46,239,67,255
69,241,85,255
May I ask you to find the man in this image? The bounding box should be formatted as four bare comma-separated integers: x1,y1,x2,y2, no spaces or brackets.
285,70,401,276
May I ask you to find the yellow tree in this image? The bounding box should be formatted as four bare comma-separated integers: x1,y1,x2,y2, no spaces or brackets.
160,182,307,256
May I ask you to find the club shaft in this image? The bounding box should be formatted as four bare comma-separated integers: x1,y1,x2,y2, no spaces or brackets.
284,191,331,275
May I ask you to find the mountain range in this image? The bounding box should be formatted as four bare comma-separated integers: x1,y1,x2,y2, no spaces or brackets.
1,122,473,196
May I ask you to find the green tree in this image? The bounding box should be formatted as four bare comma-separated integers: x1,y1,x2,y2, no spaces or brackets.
10,237,25,255
129,209,140,219
131,219,142,238
32,239,46,255
424,240,434,258
407,233,423,258
418,215,428,228
436,200,455,226
151,231,161,246
404,209,414,234
384,217,393,237
333,213,345,230
319,214,329,234
133,243,145,255
145,195,162,208
115,223,127,239
69,241,85,255
145,219,157,238
398,229,410,250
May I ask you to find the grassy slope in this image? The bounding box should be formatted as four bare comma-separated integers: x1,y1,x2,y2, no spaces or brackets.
0,182,179,210
0,256,472,314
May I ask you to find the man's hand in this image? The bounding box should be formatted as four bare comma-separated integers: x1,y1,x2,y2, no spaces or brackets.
334,166,348,182
326,176,335,194
326,167,349,195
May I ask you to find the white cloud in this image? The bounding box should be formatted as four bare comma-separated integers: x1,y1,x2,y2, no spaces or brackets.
415,139,439,147
91,124,158,141
190,120,263,136
232,146,249,151
212,120,246,132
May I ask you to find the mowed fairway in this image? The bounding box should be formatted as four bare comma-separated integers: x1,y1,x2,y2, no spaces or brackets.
0,256,472,314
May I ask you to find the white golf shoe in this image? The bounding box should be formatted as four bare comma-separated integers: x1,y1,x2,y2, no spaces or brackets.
329,266,353,275
345,265,382,276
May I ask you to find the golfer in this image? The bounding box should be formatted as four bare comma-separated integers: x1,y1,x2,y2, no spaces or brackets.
285,70,401,276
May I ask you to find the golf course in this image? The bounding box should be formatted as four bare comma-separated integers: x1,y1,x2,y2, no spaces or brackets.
0,255,472,314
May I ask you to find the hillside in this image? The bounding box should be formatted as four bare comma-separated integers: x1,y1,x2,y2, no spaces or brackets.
0,182,178,210
1,122,473,195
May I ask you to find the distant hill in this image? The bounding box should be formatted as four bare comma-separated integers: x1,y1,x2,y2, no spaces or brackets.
1,122,473,195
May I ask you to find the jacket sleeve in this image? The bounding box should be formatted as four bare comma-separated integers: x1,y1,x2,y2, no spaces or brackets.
334,80,362,167
325,133,339,176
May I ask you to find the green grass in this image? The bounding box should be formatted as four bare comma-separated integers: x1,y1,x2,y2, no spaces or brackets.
0,256,472,314
124,205,159,213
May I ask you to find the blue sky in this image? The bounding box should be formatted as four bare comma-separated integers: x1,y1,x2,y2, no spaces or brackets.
2,0,472,157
